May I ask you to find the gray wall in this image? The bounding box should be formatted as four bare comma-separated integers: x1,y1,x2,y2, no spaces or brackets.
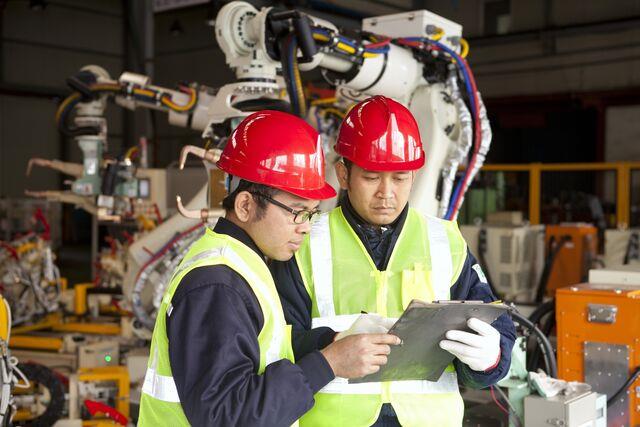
422,0,640,98
1,0,125,197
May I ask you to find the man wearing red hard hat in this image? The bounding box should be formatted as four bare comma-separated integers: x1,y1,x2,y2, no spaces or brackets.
139,110,400,426
272,96,516,427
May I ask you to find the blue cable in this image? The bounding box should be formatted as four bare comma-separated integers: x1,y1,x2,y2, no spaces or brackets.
436,42,476,116
364,46,390,54
337,36,357,48
401,38,478,219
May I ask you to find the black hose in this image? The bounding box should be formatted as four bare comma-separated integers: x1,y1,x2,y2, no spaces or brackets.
57,95,101,137
526,298,555,372
17,363,65,427
528,305,556,373
540,310,556,336
535,235,571,303
607,367,640,407
511,310,558,378
528,299,555,325
278,34,304,117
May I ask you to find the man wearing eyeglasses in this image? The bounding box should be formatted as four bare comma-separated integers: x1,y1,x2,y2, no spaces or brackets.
270,96,516,427
139,111,401,427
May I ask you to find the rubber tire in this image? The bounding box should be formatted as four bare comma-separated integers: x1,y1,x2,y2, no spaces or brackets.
15,363,64,427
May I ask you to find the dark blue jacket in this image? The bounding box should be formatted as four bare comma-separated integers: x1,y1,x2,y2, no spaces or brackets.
269,199,516,422
166,218,334,426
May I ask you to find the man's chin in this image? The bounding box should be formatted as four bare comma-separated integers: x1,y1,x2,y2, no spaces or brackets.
368,211,399,225
270,250,295,262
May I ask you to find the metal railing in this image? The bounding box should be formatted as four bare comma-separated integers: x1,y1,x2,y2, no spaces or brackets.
479,162,640,228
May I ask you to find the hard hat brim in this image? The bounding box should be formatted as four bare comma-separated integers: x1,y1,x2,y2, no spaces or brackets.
339,152,426,172
273,182,337,201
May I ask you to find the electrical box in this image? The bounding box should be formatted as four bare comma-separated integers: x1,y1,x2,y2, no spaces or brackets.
78,341,119,368
589,266,640,286
460,224,545,301
524,392,602,427
362,10,462,52
545,223,597,297
556,282,640,426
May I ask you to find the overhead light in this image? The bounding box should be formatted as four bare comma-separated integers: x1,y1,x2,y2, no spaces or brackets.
170,19,185,37
29,0,47,11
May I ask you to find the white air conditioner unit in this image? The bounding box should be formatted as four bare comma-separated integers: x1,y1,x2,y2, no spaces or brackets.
460,224,545,302
604,228,640,268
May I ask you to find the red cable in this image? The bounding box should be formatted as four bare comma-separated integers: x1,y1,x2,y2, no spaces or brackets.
396,38,423,48
33,208,51,241
121,231,134,245
133,223,203,285
0,242,18,260
450,56,482,218
365,37,391,49
396,38,481,220
105,236,117,255
153,203,163,225
489,386,509,415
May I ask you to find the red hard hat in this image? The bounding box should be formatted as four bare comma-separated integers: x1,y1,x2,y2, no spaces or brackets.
217,110,336,200
335,96,425,171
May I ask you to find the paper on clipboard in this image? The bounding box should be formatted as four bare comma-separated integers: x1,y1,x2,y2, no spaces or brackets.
350,300,512,383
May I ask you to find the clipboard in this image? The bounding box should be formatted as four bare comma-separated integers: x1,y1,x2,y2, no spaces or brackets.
350,300,512,383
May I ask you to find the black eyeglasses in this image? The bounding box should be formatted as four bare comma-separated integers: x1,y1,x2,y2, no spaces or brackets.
250,192,321,224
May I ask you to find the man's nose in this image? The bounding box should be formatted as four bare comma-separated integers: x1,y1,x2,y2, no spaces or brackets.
377,178,393,198
296,219,312,234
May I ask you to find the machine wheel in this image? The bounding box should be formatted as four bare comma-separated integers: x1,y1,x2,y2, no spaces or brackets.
14,363,64,427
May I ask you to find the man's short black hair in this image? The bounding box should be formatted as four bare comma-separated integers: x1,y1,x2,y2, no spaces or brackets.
342,158,353,172
221,178,279,220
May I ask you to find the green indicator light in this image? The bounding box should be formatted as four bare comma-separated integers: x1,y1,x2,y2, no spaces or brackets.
105,355,112,363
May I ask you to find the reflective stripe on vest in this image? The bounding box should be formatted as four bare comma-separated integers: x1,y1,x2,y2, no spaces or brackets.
142,367,180,403
169,246,284,366
143,246,284,403
426,216,453,301
318,372,459,395
309,214,334,317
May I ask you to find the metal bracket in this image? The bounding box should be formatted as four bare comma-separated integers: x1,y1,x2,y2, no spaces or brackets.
587,304,617,324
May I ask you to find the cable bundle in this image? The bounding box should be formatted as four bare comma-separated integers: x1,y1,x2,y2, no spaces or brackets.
280,33,307,117
311,28,390,58
56,81,198,137
395,37,480,220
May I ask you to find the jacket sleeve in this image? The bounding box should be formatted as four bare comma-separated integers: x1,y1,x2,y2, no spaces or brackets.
270,259,336,358
449,249,517,389
166,266,334,427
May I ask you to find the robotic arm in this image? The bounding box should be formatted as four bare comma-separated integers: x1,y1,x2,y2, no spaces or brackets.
213,1,490,219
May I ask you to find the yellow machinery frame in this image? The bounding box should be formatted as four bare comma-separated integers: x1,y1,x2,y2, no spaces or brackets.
12,367,129,425
9,282,122,352
480,161,640,228
78,366,130,421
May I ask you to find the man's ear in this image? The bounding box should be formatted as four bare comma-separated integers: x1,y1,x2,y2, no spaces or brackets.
335,161,349,191
234,191,254,223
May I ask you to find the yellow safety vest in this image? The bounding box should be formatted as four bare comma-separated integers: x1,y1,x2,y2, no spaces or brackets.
138,227,296,426
295,207,467,427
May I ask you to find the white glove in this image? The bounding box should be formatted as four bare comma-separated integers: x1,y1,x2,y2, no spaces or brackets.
335,314,397,341
439,318,501,372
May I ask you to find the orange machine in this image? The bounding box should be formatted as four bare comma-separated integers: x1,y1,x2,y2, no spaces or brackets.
544,223,597,297
557,282,640,426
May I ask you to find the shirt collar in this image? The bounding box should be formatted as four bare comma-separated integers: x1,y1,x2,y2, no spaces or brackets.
341,194,408,233
213,217,265,260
